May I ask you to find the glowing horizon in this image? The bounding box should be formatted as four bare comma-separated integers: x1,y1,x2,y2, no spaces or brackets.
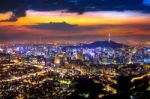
0,10,150,26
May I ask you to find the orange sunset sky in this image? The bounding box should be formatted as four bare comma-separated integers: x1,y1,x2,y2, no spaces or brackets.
0,0,150,43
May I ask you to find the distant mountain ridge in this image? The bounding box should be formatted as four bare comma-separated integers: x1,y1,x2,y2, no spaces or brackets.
64,41,127,49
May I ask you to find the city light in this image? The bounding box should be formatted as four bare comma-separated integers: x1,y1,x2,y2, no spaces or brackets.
0,0,150,99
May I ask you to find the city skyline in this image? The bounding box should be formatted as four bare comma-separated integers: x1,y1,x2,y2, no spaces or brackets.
0,0,150,43
0,1,150,98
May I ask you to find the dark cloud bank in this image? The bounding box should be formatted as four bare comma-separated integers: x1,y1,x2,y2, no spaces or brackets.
0,0,150,21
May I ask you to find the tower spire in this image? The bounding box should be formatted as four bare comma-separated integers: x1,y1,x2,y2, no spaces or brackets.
108,33,111,42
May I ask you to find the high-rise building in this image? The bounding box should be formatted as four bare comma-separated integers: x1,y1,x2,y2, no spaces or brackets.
54,56,61,65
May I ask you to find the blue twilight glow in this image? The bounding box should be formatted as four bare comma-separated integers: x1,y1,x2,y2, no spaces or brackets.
144,0,150,6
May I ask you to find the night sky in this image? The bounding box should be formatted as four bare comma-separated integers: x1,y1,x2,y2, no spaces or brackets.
0,0,150,43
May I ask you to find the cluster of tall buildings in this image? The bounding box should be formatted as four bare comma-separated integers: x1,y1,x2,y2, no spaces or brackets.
0,42,150,66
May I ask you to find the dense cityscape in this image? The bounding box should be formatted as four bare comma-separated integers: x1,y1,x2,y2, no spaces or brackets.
0,39,150,99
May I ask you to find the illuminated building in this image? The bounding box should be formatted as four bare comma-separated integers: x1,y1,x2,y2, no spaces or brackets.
144,59,150,64
54,56,61,65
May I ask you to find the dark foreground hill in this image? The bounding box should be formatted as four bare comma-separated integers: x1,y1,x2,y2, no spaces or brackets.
64,41,127,49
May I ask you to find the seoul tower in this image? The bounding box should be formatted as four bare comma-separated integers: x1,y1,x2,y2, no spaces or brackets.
108,33,111,43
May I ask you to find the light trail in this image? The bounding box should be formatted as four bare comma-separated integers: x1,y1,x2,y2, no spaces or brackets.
131,73,150,82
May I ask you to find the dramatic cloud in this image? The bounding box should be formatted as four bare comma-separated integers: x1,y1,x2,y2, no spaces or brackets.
0,12,13,21
27,22,78,30
0,0,150,21
26,22,98,32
